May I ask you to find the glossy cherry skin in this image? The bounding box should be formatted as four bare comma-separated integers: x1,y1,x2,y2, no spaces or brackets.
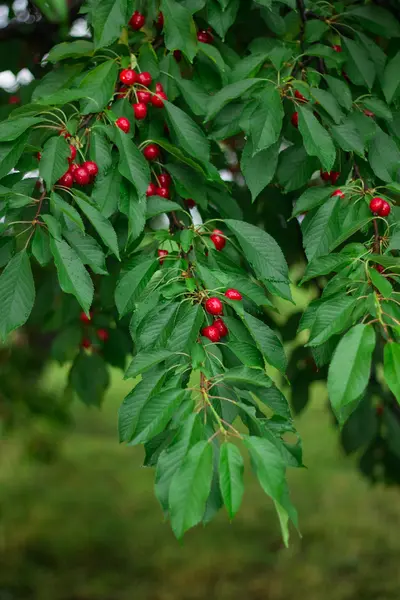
158,249,168,265
115,117,130,133
205,297,223,315
210,229,226,251
379,201,391,217
225,289,243,301
58,171,74,187
291,111,299,128
138,72,152,86
369,197,384,214
201,325,221,342
143,144,160,161
129,11,145,30
214,318,228,337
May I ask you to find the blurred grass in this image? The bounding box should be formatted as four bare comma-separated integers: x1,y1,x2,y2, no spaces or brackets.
2,365,400,600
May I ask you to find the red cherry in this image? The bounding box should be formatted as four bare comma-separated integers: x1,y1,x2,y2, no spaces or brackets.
320,170,331,181
119,69,137,86
158,249,168,265
137,90,151,104
83,161,99,180
224,289,242,301
80,311,92,323
331,189,345,198
156,12,164,29
74,166,90,186
146,183,157,197
210,229,226,251
185,198,196,209
173,50,182,62
59,128,70,139
369,197,384,214
58,171,74,188
332,44,342,52
81,337,91,349
69,145,77,162
364,109,375,118
201,325,221,343
151,92,167,107
116,85,129,99
9,95,20,104
36,151,42,161
156,187,170,198
138,72,152,86
133,102,147,120
379,201,391,217
115,117,130,133
68,163,78,175
330,171,340,184
97,328,109,342
129,11,145,30
158,172,171,188
214,318,228,338
294,90,307,102
291,112,299,128
197,30,213,44
374,264,385,274
205,297,223,316
155,82,164,93
143,144,160,161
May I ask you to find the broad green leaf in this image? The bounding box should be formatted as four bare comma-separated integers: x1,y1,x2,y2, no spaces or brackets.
79,60,118,114
219,442,244,519
0,132,29,181
277,146,318,192
51,192,84,231
243,311,287,372
161,0,198,62
180,228,194,253
300,253,351,284
73,193,120,259
167,303,203,353
47,40,94,62
384,343,400,404
207,0,239,39
311,89,344,124
346,6,400,38
0,115,45,142
175,78,210,116
250,86,283,153
115,259,158,317
91,0,128,49
129,388,185,446
241,139,279,201
198,42,228,79
328,324,376,425
115,127,150,200
50,238,94,314
308,296,357,347
32,63,84,102
164,100,210,164
145,196,184,218
324,75,352,111
382,52,400,104
89,130,112,173
302,196,341,260
169,440,213,538
119,181,146,244
41,214,61,239
32,227,51,266
221,366,272,389
292,185,335,218
369,267,393,298
369,129,400,182
225,219,291,301
362,97,392,121
91,167,120,218
229,52,269,83
0,250,35,340
331,119,365,157
69,353,109,407
205,79,263,122
298,106,335,171
63,229,108,275
39,135,70,189
342,37,375,89
125,349,176,379
304,20,329,43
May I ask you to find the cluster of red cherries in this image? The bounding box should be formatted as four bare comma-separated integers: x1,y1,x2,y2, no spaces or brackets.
369,196,391,218
57,143,99,188
201,289,243,342
80,311,109,349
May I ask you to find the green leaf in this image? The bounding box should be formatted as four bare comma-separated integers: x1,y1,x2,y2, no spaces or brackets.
167,303,203,353
39,135,70,189
32,227,51,266
50,238,94,314
369,267,393,298
125,349,176,379
92,0,128,49
115,128,150,201
243,312,287,372
221,366,272,389
129,388,185,445
302,196,341,260
292,186,335,218
229,53,268,83
304,19,329,43
331,119,365,157
362,97,392,121
0,132,29,181
300,253,351,284
63,229,108,275
382,52,400,104
161,0,198,62
79,60,118,114
69,353,109,407
0,250,35,341
164,100,210,164
205,79,262,122
180,228,194,253
89,130,112,174
327,324,376,425
32,64,84,102
298,106,335,171
342,37,375,89
169,440,213,538
225,219,291,302
145,196,184,218
92,166,121,218
219,442,244,519
384,343,400,404
308,296,357,347
119,181,146,244
346,6,400,38
277,146,318,192
47,40,94,62
0,115,44,142
175,78,210,116
51,192,84,231
311,89,344,125
115,259,158,317
198,42,228,79
369,129,400,182
206,0,239,39
250,86,283,153
324,75,352,111
41,214,61,239
73,193,120,259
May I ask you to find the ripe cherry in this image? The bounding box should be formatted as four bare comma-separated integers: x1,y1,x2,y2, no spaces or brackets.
74,166,90,186
205,297,223,316
201,325,221,343
214,318,228,338
143,144,160,161
332,44,342,52
138,72,152,86
68,163,78,175
156,12,164,29
36,152,42,161
158,249,168,265
158,172,171,187
146,183,157,197
185,198,196,209
320,170,331,181
291,111,299,128
129,11,145,30
115,117,130,133
364,109,375,118
330,171,340,184
369,197,384,214
151,92,167,107
80,311,92,323
116,85,129,99
155,82,164,93
156,187,170,198
81,337,91,349
83,161,99,180
225,289,243,301
97,328,109,342
294,90,307,102
9,95,20,104
174,50,182,62
197,30,213,44
379,201,391,217
69,145,77,162
119,69,137,86
133,102,147,120
374,264,385,274
58,171,74,188
137,90,151,104
331,189,345,198
210,229,226,251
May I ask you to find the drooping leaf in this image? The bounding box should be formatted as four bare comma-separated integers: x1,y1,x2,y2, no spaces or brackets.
243,311,287,372
73,193,120,259
79,60,118,114
47,40,94,62
161,0,198,62
91,0,128,49
384,343,400,404
219,442,244,519
0,250,35,341
115,127,150,201
298,106,336,171
39,135,70,189
205,79,263,122
240,139,279,201
250,85,283,154
125,349,176,379
115,259,158,317
164,100,210,164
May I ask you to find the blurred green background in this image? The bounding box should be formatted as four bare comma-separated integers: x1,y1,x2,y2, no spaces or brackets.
2,364,400,600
